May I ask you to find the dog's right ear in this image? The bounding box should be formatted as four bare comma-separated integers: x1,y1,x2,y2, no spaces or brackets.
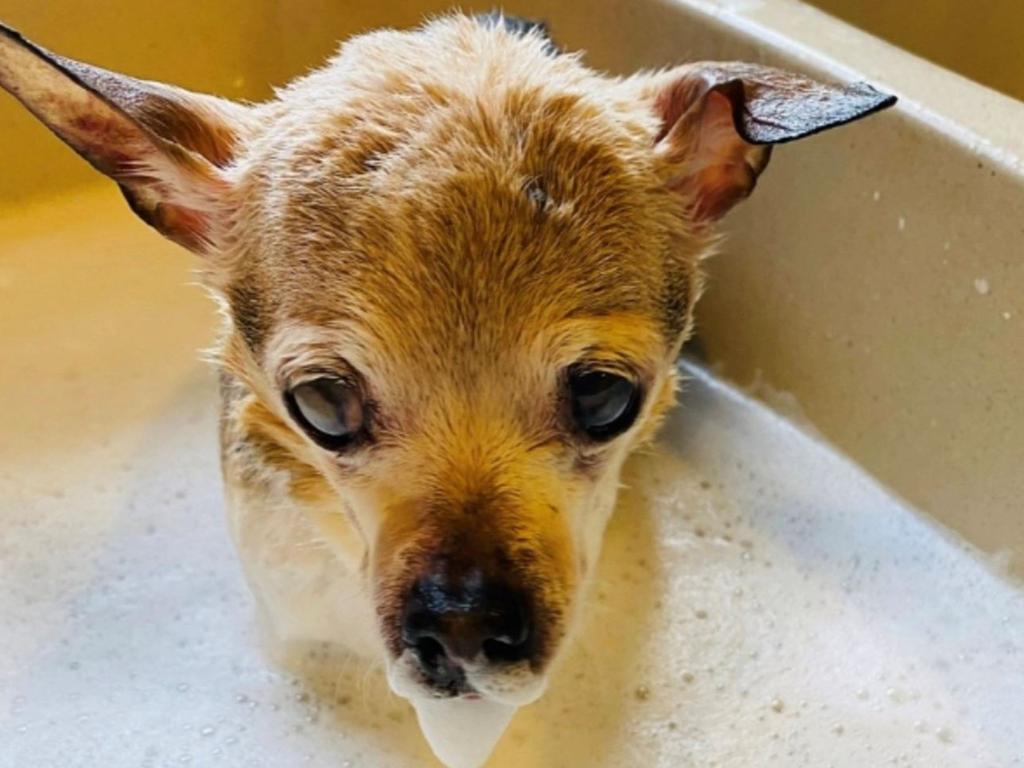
0,23,251,255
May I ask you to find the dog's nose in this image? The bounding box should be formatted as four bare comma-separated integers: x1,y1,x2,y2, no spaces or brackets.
400,571,532,681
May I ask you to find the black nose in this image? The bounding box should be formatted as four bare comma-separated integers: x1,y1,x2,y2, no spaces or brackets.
400,571,532,684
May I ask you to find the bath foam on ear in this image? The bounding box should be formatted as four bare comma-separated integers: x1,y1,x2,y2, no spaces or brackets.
412,698,517,768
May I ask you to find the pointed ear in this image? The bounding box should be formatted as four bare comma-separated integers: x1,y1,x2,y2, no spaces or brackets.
0,23,252,254
646,63,896,223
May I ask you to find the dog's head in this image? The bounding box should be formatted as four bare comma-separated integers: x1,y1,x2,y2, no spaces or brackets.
0,16,892,705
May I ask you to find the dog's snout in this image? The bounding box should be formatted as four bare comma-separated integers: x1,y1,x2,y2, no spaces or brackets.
401,570,532,683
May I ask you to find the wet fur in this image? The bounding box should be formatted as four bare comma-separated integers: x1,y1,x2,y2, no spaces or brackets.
0,11,893,711
211,18,705,678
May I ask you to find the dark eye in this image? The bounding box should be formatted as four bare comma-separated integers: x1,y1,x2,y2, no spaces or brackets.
568,368,641,440
285,377,365,449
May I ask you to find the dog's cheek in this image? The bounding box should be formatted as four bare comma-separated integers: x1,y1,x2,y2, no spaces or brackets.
633,369,679,448
510,500,579,669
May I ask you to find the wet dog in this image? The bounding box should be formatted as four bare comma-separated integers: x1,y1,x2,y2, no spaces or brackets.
0,12,893,765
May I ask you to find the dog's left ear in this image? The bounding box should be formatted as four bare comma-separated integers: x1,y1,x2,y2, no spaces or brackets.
644,63,895,223
0,23,253,254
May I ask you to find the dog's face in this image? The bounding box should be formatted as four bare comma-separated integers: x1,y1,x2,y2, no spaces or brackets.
228,25,701,704
0,16,892,706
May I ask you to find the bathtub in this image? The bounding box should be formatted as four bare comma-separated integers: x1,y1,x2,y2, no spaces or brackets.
808,0,1024,102
1,1,1021,766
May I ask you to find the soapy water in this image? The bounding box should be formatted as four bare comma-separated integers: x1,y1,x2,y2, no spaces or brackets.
1,189,1022,767
3,362,1022,768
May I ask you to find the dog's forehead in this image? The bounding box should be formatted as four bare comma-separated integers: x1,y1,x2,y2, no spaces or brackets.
254,148,673,368
230,20,693,366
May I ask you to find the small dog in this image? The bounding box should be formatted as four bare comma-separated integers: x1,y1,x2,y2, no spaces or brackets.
0,12,893,765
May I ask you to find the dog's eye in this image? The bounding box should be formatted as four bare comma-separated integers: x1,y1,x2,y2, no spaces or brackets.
568,368,641,440
286,377,364,448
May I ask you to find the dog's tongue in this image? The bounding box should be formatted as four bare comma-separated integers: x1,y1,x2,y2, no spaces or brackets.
411,697,517,768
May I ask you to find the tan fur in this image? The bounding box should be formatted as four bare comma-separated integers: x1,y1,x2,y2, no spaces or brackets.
0,11,893,718
206,20,709,679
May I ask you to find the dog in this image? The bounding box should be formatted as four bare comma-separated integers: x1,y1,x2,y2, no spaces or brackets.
0,12,893,766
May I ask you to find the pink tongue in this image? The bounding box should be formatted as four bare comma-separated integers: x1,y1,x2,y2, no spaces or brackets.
412,697,518,768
